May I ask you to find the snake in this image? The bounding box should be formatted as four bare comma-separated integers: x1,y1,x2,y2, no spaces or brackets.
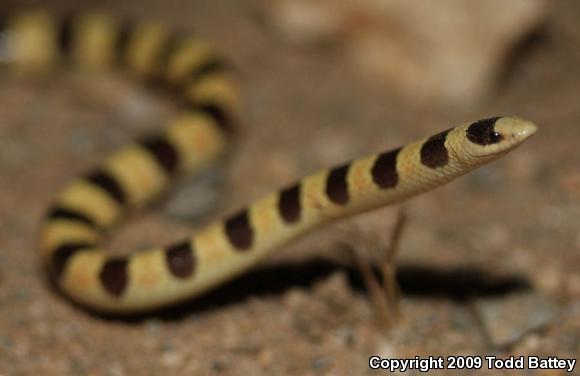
1,10,538,314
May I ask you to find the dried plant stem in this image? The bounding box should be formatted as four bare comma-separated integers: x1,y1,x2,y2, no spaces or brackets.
341,207,408,330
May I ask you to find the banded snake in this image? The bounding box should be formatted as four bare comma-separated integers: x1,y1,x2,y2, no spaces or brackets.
0,10,537,313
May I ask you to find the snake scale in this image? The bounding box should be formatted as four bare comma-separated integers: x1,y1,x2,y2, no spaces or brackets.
1,10,537,313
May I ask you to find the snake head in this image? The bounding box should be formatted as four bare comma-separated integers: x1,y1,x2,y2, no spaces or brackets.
461,116,537,159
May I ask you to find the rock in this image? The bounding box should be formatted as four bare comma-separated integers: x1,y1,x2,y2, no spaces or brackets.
263,0,347,45
262,0,548,106
473,291,560,348
162,168,224,221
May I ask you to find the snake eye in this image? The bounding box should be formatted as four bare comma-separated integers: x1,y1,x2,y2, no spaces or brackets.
489,131,502,143
467,117,503,145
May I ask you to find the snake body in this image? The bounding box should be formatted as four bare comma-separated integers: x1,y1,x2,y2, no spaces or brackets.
1,10,537,313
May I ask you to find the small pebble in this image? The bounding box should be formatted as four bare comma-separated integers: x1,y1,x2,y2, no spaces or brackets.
161,349,185,368
311,356,331,370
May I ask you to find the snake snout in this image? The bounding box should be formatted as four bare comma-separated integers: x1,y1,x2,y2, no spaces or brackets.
497,117,538,143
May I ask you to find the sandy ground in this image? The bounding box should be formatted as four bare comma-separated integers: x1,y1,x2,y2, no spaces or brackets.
0,1,579,375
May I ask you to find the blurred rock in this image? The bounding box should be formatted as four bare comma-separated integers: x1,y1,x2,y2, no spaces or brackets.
162,168,224,221
262,0,548,106
262,0,348,44
473,291,560,348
